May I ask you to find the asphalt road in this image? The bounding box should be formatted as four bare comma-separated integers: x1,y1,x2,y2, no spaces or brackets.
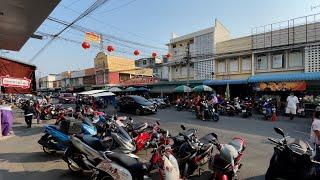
0,106,312,180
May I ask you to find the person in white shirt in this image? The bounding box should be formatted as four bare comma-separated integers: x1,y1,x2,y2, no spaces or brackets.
310,108,320,161
286,92,299,120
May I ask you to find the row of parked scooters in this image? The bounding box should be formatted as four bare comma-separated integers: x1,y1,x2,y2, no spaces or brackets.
38,112,246,180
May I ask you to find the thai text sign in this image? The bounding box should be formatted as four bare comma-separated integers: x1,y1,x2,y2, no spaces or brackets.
257,81,306,91
0,76,31,89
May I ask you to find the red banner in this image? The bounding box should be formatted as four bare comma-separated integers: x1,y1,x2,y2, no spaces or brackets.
0,76,31,89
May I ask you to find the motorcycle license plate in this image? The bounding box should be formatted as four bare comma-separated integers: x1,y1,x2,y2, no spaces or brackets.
226,107,230,109
262,110,266,114
272,108,276,111
242,110,246,113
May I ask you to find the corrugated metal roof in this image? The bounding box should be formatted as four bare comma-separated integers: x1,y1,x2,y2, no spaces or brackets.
0,56,36,68
248,72,320,83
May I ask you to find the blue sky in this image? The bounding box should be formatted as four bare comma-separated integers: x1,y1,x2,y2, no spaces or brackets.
4,0,320,76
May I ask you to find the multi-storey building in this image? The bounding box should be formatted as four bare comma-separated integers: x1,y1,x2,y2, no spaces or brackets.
135,57,169,80
167,19,230,81
204,13,320,96
94,52,153,87
38,74,56,90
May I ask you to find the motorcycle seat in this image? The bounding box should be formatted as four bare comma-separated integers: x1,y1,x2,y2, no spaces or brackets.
82,135,107,151
228,138,246,153
104,152,146,177
132,122,148,132
199,133,216,145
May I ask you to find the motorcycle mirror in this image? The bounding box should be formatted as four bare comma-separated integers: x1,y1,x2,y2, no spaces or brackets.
156,121,160,125
210,132,218,139
274,127,285,137
180,125,186,130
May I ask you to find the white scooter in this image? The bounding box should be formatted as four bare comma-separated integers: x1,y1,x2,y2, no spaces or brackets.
91,131,181,180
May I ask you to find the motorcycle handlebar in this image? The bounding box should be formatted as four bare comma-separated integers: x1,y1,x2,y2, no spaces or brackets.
268,137,281,145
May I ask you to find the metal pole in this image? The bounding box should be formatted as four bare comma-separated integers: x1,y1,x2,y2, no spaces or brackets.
186,44,191,97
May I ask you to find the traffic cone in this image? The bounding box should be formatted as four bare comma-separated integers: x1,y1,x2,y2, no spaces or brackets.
271,113,277,122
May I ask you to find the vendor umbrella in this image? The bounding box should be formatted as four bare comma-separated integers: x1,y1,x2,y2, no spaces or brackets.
193,85,213,92
125,87,137,92
175,85,192,93
107,87,123,92
136,87,149,91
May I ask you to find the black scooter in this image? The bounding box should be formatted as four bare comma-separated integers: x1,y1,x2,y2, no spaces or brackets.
266,127,320,180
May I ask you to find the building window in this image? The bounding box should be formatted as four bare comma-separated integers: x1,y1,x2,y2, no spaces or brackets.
180,44,183,47
272,53,285,69
143,60,147,65
242,56,251,71
172,44,176,48
217,60,226,73
256,54,268,70
288,50,303,68
229,58,239,72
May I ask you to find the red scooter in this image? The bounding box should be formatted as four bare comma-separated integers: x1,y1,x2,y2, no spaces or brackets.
209,133,246,180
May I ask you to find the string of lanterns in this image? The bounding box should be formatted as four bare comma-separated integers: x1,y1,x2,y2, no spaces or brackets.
81,41,171,58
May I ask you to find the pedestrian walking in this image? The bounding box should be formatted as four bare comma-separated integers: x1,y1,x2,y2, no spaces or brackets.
22,100,34,128
286,92,299,120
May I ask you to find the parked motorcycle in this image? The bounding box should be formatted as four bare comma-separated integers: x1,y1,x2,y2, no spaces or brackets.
265,127,320,180
38,118,97,154
175,129,217,178
262,98,276,120
91,130,180,180
209,133,246,180
240,98,253,118
297,97,306,117
196,101,219,121
225,101,238,116
62,118,136,173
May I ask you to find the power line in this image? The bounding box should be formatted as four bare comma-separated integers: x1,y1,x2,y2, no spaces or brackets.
59,3,166,48
46,16,167,51
29,0,110,63
95,0,138,15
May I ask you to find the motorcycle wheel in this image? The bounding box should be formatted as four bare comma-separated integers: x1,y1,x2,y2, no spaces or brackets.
212,114,219,122
67,157,83,174
265,166,277,180
42,146,55,155
90,171,113,180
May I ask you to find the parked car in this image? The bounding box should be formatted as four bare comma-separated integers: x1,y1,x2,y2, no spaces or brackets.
118,95,157,115
59,93,76,104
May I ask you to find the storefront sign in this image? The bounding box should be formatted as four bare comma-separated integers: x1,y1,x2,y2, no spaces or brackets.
120,77,159,86
0,76,31,89
257,81,306,91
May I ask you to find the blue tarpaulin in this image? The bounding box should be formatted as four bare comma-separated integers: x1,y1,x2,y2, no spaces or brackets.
248,72,320,83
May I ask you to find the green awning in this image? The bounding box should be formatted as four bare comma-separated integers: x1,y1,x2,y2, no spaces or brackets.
150,85,176,93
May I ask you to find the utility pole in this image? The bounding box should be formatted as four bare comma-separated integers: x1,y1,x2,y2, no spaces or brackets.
186,44,191,87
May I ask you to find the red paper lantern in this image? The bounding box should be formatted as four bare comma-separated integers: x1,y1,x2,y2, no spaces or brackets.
107,45,114,52
134,50,140,56
152,52,157,58
82,42,90,49
166,53,171,58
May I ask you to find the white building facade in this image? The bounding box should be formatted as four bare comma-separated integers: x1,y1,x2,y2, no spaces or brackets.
167,19,230,81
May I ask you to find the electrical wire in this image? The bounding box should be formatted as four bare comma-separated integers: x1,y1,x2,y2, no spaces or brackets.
29,0,110,63
95,0,138,15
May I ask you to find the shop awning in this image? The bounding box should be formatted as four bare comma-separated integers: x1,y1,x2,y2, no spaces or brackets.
90,92,115,97
78,90,107,95
203,79,248,85
248,72,320,83
150,85,176,93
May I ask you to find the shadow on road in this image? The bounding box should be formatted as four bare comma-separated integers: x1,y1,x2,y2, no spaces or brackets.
0,151,61,163
12,125,43,137
0,169,88,180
